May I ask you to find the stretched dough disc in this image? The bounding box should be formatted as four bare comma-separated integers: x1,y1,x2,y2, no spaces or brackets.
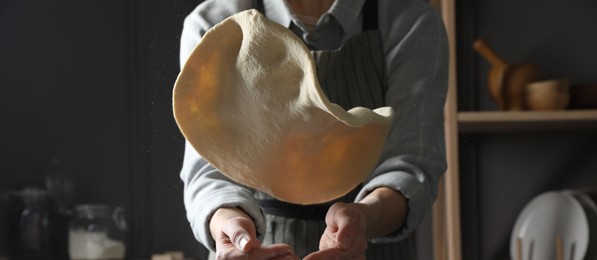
173,10,393,204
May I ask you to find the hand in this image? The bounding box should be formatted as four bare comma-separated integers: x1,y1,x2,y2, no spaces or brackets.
211,208,299,260
303,202,368,260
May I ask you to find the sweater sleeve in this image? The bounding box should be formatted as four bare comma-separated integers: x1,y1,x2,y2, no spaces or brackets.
354,2,449,243
180,142,267,252
178,0,266,252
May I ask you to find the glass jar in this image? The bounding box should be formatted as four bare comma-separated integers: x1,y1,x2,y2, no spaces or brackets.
5,186,54,260
68,204,127,260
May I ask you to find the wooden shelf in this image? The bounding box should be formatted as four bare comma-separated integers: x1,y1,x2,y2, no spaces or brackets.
434,0,597,257
457,109,597,133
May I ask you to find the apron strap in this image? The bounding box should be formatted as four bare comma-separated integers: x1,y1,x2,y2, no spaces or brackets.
253,0,265,14
362,0,378,31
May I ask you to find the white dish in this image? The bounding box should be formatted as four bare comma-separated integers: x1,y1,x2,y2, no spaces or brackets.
566,190,597,260
510,191,589,260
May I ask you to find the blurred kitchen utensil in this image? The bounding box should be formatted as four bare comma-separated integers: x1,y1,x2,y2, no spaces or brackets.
510,191,589,260
45,158,75,215
567,189,597,260
4,186,55,259
474,38,543,110
525,79,570,110
69,204,127,259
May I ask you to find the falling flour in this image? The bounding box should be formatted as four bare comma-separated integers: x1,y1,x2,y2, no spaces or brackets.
69,229,125,259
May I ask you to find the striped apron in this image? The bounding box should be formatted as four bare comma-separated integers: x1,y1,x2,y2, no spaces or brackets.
210,0,415,259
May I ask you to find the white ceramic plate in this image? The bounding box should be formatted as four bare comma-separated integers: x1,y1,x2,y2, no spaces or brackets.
510,191,589,260
566,190,597,260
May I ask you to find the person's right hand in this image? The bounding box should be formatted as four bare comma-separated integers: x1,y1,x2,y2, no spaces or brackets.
210,207,299,260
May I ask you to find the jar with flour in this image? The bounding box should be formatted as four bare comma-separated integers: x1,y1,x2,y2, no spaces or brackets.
68,204,127,259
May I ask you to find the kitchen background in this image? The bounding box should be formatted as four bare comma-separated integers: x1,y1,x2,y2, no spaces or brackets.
1,0,596,259
456,0,597,259
0,0,203,258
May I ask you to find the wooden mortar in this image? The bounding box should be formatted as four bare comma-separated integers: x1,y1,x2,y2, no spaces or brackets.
474,38,543,110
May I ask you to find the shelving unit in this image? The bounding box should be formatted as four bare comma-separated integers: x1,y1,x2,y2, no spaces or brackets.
430,0,597,259
458,110,597,133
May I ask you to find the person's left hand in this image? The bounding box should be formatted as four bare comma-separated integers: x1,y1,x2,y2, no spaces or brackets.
303,202,368,260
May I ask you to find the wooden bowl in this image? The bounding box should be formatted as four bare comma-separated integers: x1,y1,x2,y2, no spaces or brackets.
525,79,570,110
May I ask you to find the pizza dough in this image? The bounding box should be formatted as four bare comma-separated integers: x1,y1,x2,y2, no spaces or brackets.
173,10,393,204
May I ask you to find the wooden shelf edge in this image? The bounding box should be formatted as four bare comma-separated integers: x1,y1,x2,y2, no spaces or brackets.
457,109,597,133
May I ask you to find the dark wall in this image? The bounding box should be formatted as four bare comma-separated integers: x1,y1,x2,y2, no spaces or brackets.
0,0,206,258
0,0,132,255
134,0,206,256
456,0,597,259
0,0,130,203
